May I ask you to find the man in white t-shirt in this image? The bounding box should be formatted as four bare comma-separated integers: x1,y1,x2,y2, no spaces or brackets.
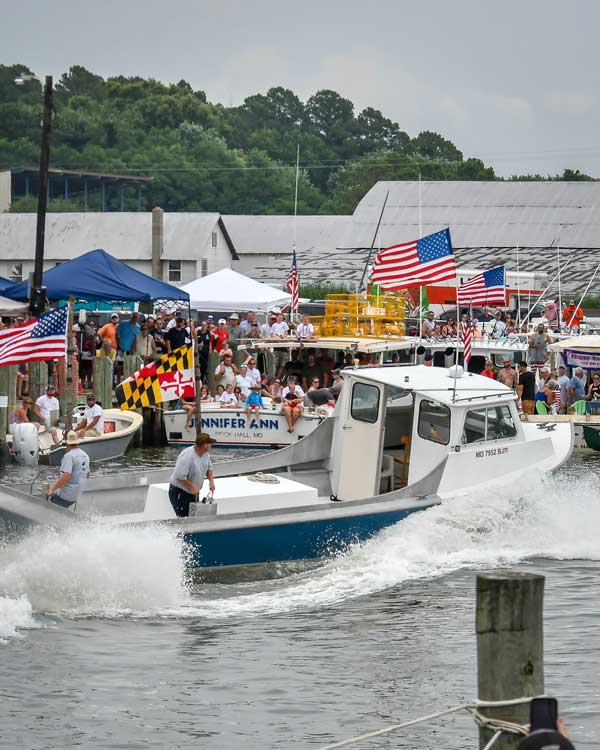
75,394,104,437
235,364,254,397
271,313,289,338
260,311,277,339
35,385,60,428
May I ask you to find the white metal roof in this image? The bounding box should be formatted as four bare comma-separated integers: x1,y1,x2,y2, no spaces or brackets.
349,364,514,406
0,212,231,261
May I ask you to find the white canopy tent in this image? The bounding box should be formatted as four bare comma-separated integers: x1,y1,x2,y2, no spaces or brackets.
0,295,28,317
181,268,292,313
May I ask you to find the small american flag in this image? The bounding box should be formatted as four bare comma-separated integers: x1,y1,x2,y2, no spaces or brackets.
287,250,299,312
457,266,506,306
461,317,474,367
0,307,68,366
372,229,456,289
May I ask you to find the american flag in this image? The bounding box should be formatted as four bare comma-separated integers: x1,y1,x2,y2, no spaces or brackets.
0,307,68,367
287,249,299,312
371,229,456,289
457,266,506,306
461,317,474,367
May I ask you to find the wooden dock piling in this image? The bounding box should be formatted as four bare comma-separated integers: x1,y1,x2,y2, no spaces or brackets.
476,572,545,749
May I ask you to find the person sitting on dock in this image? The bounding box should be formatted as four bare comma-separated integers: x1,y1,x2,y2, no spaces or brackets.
168,433,216,517
246,384,264,421
75,394,104,438
9,396,41,433
46,431,90,510
219,383,239,407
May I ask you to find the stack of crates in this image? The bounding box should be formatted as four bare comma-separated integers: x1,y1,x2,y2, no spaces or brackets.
311,293,406,338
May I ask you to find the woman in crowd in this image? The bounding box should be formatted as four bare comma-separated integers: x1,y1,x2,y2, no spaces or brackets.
199,385,212,403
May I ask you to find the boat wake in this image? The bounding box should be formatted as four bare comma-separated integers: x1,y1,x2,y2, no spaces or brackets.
1,468,599,638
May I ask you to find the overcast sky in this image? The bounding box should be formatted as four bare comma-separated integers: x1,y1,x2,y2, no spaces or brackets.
3,0,600,177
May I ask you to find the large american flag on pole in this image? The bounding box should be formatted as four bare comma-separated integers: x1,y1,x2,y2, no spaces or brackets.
457,266,506,306
0,307,68,366
371,229,456,289
287,249,299,312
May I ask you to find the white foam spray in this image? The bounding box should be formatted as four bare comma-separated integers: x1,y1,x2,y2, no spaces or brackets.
0,522,191,640
187,470,600,619
0,469,599,636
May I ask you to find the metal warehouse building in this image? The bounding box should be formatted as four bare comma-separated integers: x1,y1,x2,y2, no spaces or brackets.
1,181,599,294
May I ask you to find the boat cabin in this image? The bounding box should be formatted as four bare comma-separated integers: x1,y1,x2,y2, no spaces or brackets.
330,365,524,500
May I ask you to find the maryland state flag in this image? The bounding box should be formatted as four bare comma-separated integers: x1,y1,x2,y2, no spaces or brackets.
116,345,195,410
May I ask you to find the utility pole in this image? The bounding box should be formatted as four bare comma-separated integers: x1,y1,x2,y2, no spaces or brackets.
31,75,53,316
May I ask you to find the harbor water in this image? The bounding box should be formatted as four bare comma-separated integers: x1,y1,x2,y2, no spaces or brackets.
0,451,599,749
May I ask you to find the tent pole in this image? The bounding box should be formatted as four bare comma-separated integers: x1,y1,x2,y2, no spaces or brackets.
189,300,202,438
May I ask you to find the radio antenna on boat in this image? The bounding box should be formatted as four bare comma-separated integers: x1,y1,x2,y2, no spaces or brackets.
358,189,389,290
515,243,520,327
521,253,575,329
567,261,600,328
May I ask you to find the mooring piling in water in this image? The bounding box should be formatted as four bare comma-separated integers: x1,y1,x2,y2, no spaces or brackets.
476,572,545,750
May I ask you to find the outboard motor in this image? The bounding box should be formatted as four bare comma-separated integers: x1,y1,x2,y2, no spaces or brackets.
12,423,40,466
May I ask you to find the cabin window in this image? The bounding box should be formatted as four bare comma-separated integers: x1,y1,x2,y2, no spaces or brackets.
351,382,380,424
418,400,450,445
462,405,517,444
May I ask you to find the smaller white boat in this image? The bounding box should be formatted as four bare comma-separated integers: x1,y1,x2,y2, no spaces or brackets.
9,408,143,466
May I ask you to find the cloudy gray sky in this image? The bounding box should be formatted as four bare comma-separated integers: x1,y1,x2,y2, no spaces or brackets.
3,0,600,177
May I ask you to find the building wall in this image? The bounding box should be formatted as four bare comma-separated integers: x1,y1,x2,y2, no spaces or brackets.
0,171,11,213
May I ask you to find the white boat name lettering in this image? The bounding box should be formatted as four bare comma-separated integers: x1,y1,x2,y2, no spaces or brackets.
201,417,279,430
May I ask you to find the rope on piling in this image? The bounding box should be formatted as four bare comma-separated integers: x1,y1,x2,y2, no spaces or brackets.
316,695,541,750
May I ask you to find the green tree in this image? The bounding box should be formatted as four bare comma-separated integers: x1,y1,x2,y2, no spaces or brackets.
412,130,463,161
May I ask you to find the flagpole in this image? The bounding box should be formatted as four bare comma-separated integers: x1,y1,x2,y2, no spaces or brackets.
557,237,562,329
418,174,424,347
292,144,300,322
515,243,520,327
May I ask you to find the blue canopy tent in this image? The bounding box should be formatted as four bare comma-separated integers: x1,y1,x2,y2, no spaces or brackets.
0,276,14,293
5,249,189,303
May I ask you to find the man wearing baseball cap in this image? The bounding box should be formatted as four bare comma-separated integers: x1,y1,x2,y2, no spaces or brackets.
75,394,104,438
47,431,90,509
168,433,217,517
98,313,119,351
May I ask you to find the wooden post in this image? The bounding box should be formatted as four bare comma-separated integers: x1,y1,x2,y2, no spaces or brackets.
93,356,114,409
0,366,17,439
476,573,545,750
63,301,77,428
28,360,48,402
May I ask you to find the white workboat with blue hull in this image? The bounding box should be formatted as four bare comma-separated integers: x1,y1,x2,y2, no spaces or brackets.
0,366,573,568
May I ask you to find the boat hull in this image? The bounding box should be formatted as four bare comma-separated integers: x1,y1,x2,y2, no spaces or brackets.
183,505,426,567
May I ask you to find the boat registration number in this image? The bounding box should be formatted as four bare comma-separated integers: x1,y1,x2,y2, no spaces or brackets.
475,447,509,458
